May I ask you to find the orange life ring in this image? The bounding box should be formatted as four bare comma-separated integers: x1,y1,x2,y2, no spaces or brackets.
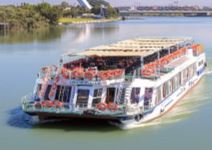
61,67,69,79
107,102,118,112
118,69,124,76
96,102,107,111
53,100,63,108
146,62,156,69
41,100,54,108
107,70,115,79
141,68,154,76
99,71,108,80
85,71,95,80
160,58,168,64
114,70,121,77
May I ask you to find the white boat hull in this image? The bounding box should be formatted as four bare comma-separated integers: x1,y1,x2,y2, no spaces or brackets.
117,73,204,129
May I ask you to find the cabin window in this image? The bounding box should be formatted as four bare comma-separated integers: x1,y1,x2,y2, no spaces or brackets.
55,86,72,103
181,64,197,85
36,84,42,97
76,89,89,107
119,88,126,104
182,69,187,84
144,88,153,110
162,81,171,98
130,88,140,104
178,72,182,86
172,76,178,92
155,86,162,105
37,84,42,92
193,64,197,76
92,88,103,107
106,88,116,103
190,64,196,79
44,85,52,100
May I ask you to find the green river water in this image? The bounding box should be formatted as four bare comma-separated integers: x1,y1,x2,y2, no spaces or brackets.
0,17,212,150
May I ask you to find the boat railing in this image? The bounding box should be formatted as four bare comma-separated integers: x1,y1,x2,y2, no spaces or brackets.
22,95,126,114
38,67,126,84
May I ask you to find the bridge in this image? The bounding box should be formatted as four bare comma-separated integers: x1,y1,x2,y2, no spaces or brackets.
76,0,212,17
119,10,212,17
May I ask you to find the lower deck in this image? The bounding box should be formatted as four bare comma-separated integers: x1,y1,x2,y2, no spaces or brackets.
23,69,204,129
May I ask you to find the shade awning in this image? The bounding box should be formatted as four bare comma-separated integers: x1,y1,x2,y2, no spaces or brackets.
65,37,193,57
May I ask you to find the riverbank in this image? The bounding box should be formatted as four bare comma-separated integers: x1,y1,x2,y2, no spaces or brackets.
58,17,120,25
0,3,119,31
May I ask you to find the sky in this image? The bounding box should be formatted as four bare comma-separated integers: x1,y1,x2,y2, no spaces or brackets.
0,0,212,7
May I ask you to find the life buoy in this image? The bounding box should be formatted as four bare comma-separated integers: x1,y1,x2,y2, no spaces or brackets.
61,67,70,79
53,100,63,108
141,68,154,76
41,100,54,108
160,58,168,65
96,102,107,111
116,69,124,77
108,70,115,79
85,71,95,80
107,102,118,112
99,71,108,80
71,70,77,78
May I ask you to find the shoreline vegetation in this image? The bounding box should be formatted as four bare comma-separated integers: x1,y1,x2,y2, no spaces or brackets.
0,2,119,31
58,17,120,24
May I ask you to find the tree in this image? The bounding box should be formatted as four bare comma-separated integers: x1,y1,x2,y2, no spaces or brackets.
61,1,69,8
91,6,101,15
36,3,62,25
105,6,119,18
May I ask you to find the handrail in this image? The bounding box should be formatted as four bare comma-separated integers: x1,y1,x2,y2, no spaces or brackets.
22,97,126,114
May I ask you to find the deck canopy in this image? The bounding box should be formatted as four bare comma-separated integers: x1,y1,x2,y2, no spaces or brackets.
74,38,192,57
64,37,193,59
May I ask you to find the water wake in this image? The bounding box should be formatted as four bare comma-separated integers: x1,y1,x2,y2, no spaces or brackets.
7,106,37,129
127,86,209,129
205,69,212,75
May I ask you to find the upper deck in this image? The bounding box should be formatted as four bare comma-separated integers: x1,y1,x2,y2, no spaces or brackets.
57,37,203,83
33,37,205,88
64,37,193,58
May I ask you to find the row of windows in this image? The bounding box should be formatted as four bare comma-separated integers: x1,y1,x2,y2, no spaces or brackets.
155,63,196,105
37,85,72,103
37,85,103,107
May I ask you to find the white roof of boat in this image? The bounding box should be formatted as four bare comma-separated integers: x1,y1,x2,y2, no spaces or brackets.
66,37,193,57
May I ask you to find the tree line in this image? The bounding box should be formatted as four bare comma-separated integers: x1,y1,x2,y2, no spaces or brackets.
0,2,119,31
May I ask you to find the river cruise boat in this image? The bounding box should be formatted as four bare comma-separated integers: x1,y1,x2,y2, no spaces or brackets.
22,37,206,129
